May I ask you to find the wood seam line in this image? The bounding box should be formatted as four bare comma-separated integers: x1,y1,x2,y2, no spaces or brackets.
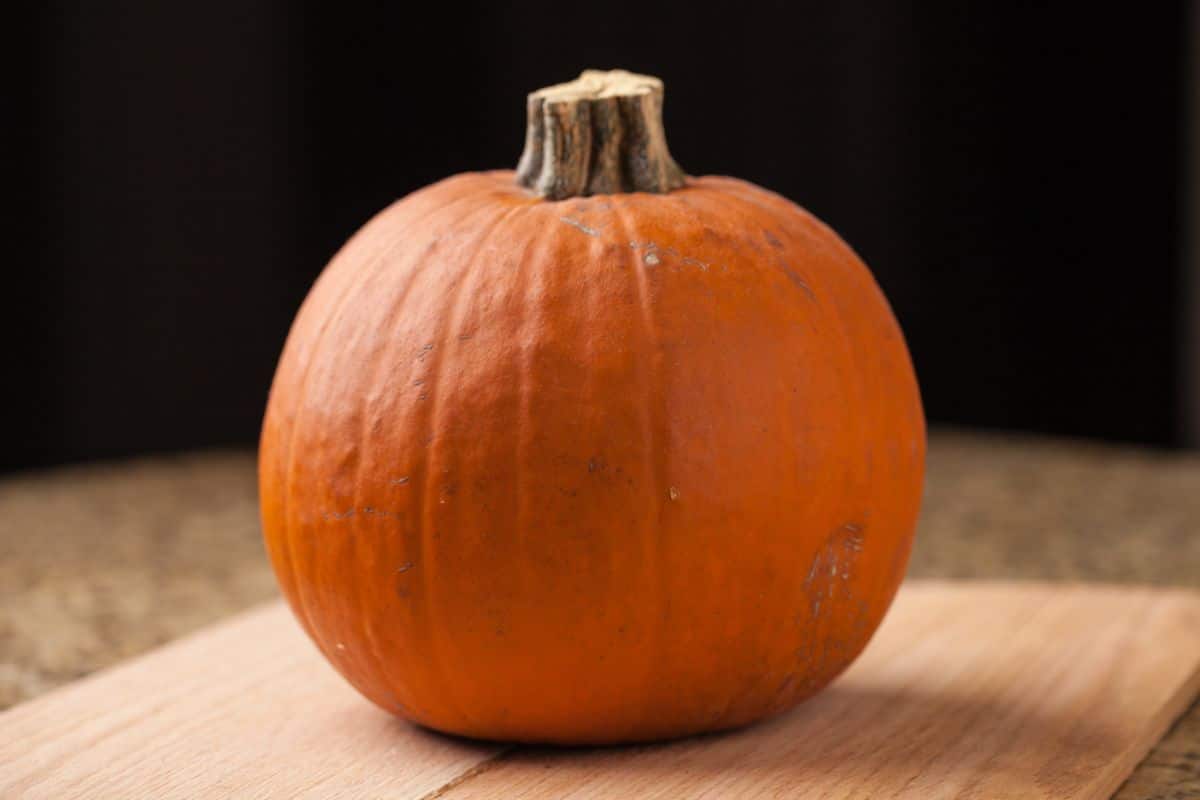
417,746,519,800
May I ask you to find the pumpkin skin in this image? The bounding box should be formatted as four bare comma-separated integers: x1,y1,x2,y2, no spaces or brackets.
259,170,925,744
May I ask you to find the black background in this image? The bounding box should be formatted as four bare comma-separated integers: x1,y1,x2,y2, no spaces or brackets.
7,2,1192,473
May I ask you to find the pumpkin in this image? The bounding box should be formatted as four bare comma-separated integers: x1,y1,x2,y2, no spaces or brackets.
259,70,925,744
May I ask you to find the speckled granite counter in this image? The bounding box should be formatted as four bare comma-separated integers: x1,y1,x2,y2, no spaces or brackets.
2,430,1197,798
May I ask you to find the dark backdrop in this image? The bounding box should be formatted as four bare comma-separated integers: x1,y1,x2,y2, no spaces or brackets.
7,2,1191,472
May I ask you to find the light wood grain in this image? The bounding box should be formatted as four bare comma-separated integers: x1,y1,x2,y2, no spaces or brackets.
0,605,504,799
2,582,1197,799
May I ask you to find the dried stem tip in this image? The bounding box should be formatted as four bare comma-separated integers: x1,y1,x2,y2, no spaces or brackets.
516,69,687,200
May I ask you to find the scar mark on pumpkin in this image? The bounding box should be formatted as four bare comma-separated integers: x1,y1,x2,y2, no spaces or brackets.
781,267,816,301
841,523,864,551
560,216,601,236
391,476,410,485
629,240,715,272
323,506,405,521
803,522,866,618
396,561,415,573
362,506,398,519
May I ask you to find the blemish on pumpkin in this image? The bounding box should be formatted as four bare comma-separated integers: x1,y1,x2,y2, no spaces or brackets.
781,267,816,301
842,522,865,551
413,379,425,386
417,343,435,360
335,642,346,651
802,522,866,618
397,562,415,573
559,216,601,236
629,239,714,271
668,486,680,501
391,476,410,485
765,230,784,249
803,559,819,589
326,506,404,521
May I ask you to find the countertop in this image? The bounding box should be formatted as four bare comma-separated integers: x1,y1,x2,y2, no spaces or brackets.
2,430,1198,798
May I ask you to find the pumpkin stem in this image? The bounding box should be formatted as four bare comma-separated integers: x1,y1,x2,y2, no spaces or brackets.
516,69,687,200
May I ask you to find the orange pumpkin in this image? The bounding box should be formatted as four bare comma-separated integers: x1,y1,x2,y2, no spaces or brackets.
260,70,924,744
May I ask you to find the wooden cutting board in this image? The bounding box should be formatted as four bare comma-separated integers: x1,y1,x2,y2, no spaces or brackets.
3,581,1198,799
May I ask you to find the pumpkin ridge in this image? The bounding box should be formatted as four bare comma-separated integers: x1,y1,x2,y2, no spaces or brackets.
277,189,486,669
498,207,548,734
343,199,493,718
417,200,527,731
608,195,671,735
737,185,880,690
274,201,424,648
727,186,920,692
665,186,812,717
576,201,629,729
362,190,518,724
